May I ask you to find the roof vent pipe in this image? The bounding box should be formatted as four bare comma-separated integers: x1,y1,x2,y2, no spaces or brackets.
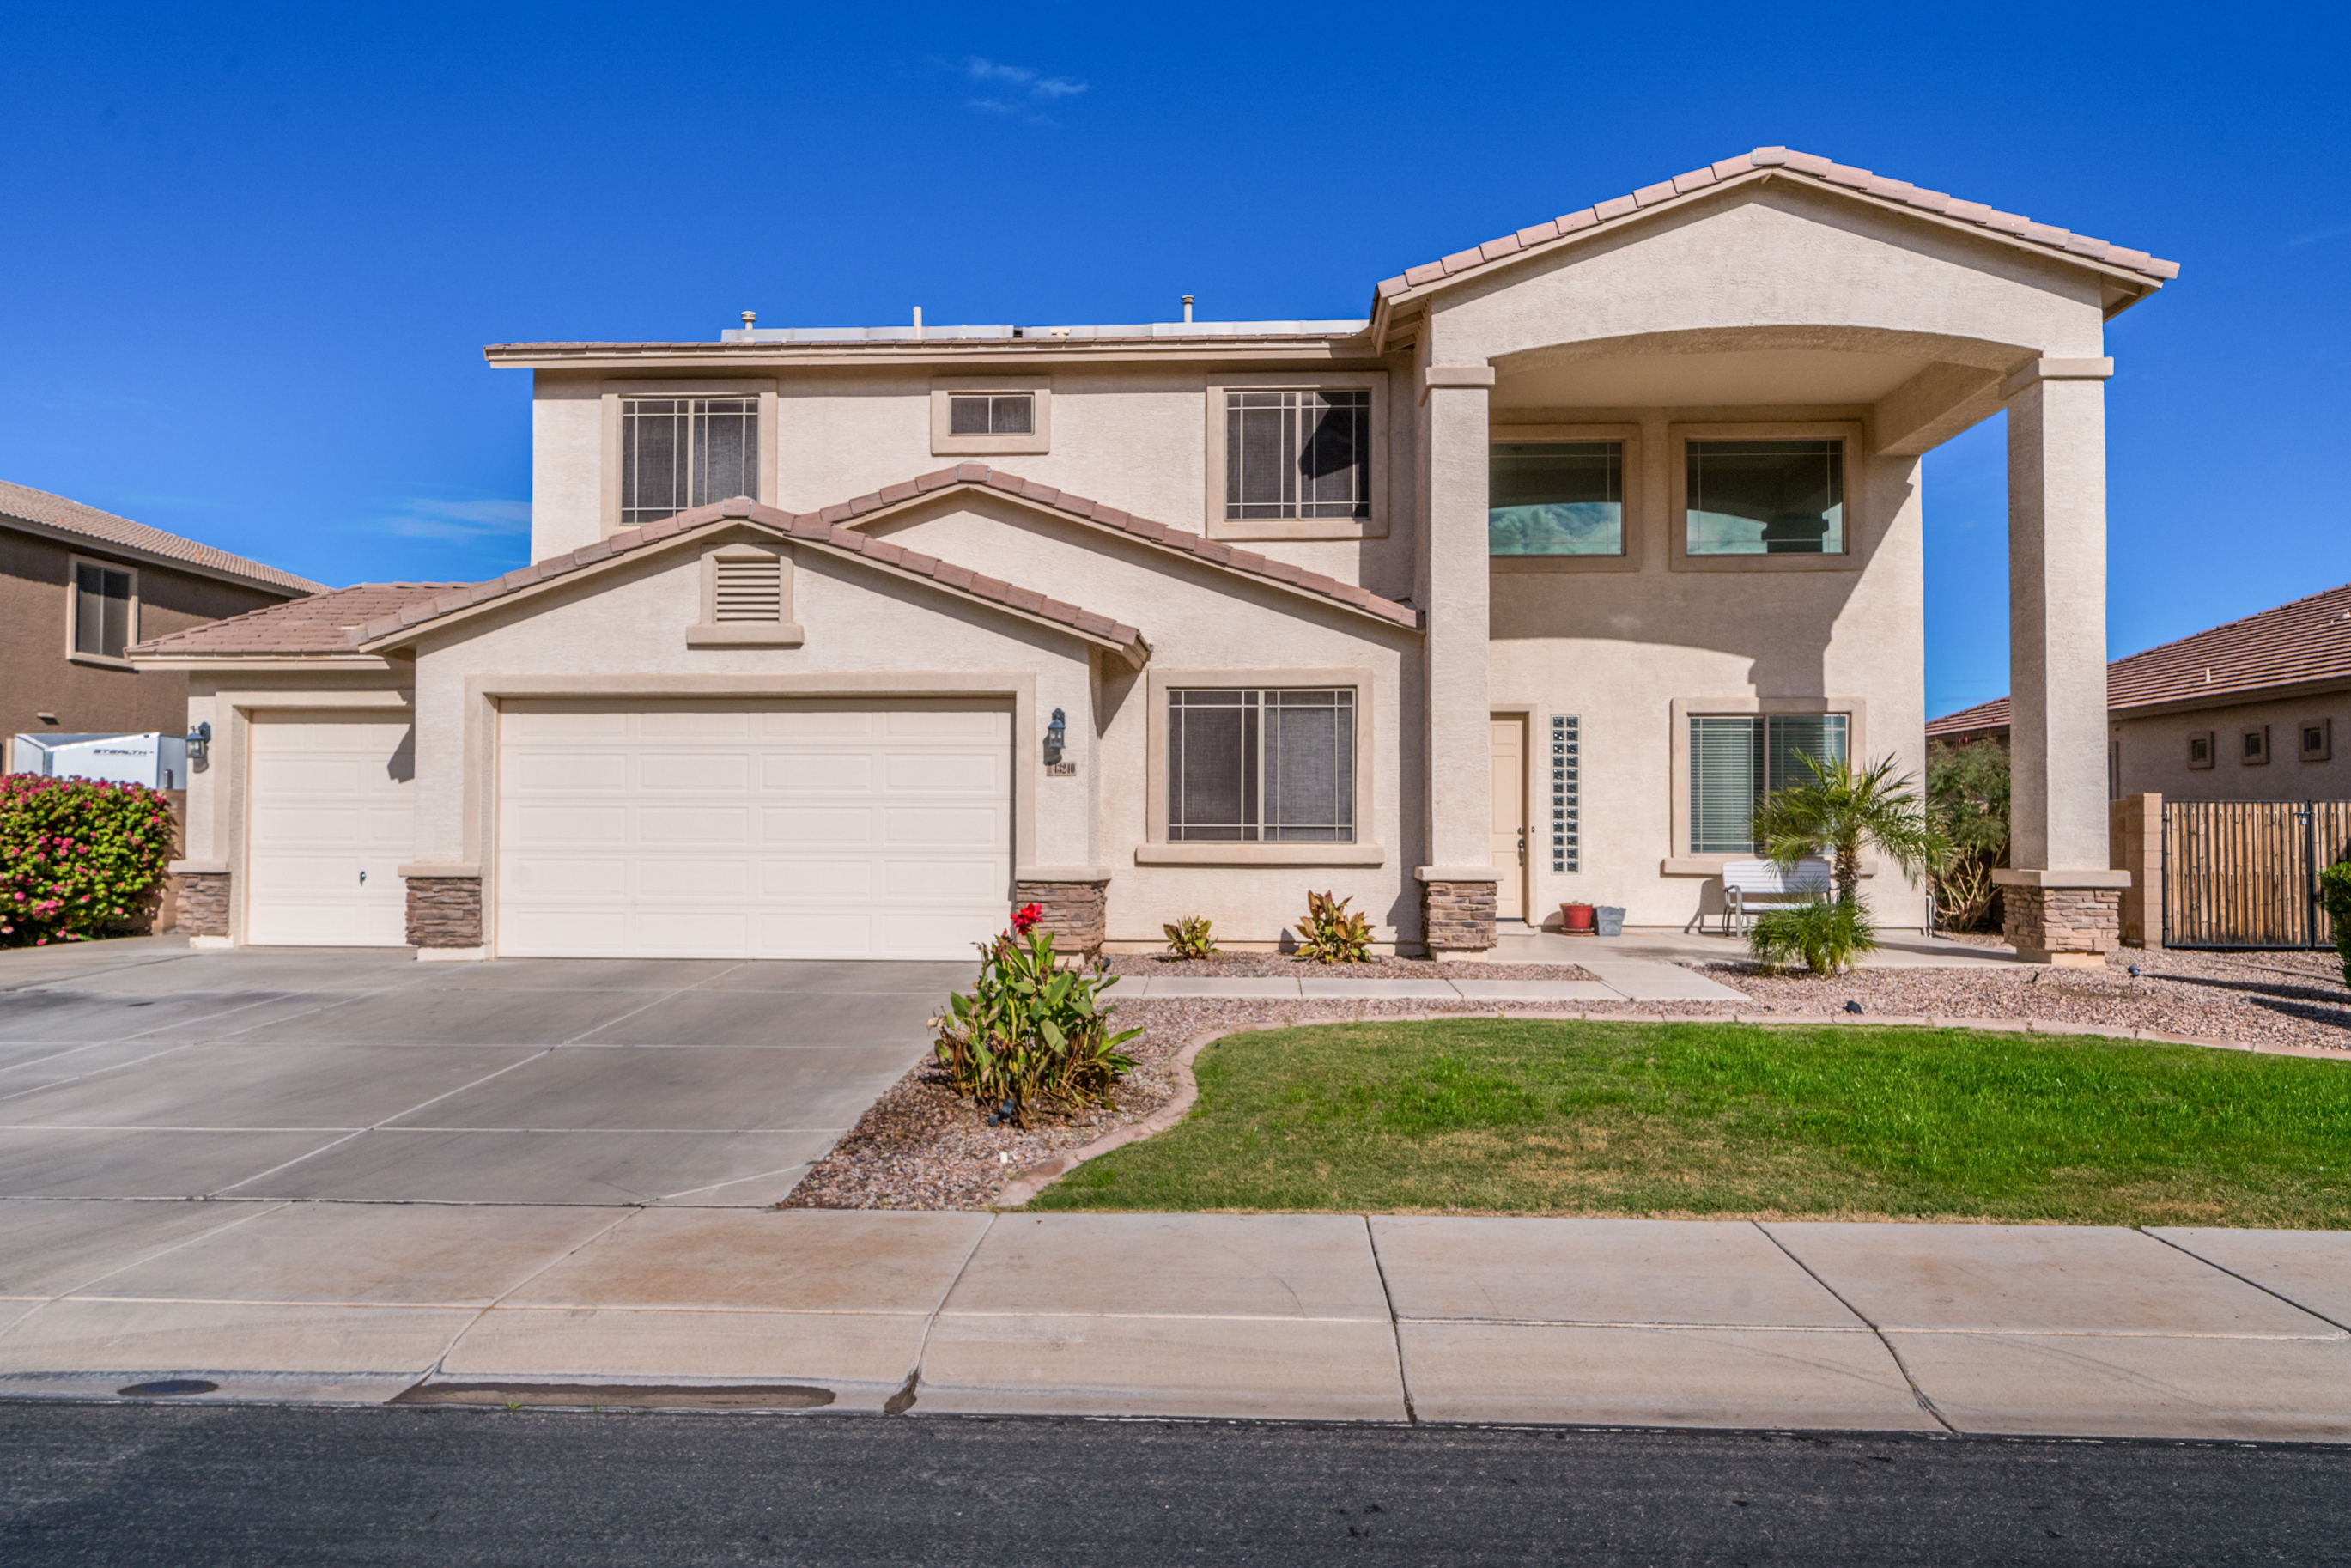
1182,295,1194,324
913,306,924,341
740,310,756,332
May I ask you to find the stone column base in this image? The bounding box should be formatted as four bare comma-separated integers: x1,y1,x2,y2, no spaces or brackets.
406,876,484,950
1015,876,1109,958
1418,871,1498,955
175,872,230,939
1996,875,2123,966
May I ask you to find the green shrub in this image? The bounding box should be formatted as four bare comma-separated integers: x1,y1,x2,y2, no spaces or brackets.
933,925,1139,1127
1927,740,2010,931
1293,890,1373,963
1749,896,1878,976
0,775,177,948
1163,915,1219,961
2319,861,2351,992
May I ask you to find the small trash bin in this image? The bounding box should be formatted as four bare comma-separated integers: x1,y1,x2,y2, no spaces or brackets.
1593,906,1625,937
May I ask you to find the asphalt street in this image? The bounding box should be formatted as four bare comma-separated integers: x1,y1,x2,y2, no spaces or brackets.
3,1404,2348,1565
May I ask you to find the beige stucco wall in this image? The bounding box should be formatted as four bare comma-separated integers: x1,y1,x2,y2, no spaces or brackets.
2116,689,2351,804
1487,414,1929,928
527,363,1424,603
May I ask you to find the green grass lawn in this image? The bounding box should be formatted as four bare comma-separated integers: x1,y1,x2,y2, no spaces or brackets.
1031,1020,2351,1226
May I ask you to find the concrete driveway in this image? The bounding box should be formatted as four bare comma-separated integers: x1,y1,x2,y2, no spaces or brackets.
0,939,966,1207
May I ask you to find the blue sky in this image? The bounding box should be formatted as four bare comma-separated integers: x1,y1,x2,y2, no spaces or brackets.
3,0,2345,717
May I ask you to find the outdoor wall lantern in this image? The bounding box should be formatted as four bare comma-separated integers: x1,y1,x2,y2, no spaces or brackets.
1044,708,1066,766
185,721,211,772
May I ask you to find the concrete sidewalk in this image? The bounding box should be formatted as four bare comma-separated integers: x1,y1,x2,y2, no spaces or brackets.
3,1207,2345,1441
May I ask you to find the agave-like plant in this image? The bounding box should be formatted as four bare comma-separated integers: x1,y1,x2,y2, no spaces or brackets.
1293,890,1374,963
1163,915,1219,960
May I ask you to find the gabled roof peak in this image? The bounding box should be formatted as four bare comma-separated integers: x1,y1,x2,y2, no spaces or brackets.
1375,146,2178,320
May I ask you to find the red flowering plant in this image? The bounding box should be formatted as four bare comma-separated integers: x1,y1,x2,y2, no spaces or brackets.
0,775,178,947
932,902,1138,1127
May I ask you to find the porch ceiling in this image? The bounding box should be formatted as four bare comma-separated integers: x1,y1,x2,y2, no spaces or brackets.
1493,347,1930,411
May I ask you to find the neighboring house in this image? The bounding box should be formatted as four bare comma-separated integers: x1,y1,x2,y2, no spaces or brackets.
2,481,324,775
1929,582,2351,804
132,146,2173,965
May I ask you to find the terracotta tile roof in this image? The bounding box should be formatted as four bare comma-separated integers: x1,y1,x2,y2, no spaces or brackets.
133,466,1422,661
1927,582,2351,738
129,582,467,657
0,479,325,596
1375,146,2179,311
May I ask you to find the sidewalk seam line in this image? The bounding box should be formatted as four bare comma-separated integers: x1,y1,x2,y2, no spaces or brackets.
1362,1216,1419,1425
1753,1220,1958,1435
416,1206,646,1388
906,1212,996,1411
2137,1228,2351,1335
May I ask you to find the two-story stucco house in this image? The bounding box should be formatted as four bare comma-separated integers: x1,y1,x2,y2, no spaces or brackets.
133,147,2172,964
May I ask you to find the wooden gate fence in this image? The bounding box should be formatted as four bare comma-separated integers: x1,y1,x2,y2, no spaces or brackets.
2162,800,2351,949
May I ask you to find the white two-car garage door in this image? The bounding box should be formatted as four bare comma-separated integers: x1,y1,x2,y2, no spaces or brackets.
495,700,1011,960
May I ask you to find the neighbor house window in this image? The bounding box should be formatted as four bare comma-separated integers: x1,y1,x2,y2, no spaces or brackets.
1688,714,1848,854
1686,440,1844,555
949,392,1034,435
1491,442,1622,556
621,398,759,528
1169,688,1355,842
1225,390,1370,520
72,562,135,659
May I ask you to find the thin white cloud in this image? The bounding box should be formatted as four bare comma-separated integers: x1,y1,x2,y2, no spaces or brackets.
379,497,531,542
2288,222,2350,247
948,55,1087,124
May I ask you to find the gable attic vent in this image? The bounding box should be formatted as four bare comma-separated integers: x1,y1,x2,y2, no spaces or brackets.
713,552,784,622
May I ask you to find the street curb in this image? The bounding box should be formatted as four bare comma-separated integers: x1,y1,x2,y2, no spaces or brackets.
990,1008,2343,1208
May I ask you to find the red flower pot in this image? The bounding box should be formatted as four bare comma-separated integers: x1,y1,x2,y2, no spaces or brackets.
1560,902,1595,933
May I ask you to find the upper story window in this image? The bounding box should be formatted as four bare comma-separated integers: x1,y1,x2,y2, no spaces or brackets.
621,398,758,529
71,560,135,660
1491,441,1623,556
1169,687,1356,842
949,392,1034,436
1689,713,1848,854
1225,390,1370,521
1686,440,1844,555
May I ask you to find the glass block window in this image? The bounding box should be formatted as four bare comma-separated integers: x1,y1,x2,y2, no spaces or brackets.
1169,688,1355,842
1689,714,1848,854
1492,443,1623,556
1549,714,1581,872
949,392,1035,435
1225,390,1370,520
1686,440,1844,555
621,398,759,528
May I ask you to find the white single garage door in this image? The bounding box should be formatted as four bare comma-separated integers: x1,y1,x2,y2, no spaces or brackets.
495,700,1011,959
246,714,417,946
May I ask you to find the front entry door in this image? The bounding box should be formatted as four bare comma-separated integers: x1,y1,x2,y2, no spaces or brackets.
1490,715,1528,921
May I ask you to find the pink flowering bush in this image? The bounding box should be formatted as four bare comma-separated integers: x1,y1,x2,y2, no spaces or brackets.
0,775,178,947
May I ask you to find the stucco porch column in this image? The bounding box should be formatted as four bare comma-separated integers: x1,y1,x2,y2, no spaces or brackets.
1416,364,1498,954
1994,357,2129,964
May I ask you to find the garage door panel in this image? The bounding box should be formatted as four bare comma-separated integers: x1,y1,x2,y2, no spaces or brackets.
511,805,629,845
637,859,751,899
506,860,628,897
512,753,627,793
760,807,878,846
758,860,878,899
760,754,874,793
636,808,750,845
884,807,1005,846
639,753,750,793
498,700,1010,960
250,855,361,893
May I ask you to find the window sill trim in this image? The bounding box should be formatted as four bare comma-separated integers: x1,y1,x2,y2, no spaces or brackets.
1209,517,1388,543
1137,842,1387,866
1662,856,1877,878
1491,553,1640,574
932,436,1050,457
67,651,137,671
687,623,805,647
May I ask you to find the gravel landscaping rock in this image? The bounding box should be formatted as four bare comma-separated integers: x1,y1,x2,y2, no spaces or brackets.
781,948,2351,1212
1103,953,1596,981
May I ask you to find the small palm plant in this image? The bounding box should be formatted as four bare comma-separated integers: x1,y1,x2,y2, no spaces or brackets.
1745,753,1942,976
1750,752,1943,908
